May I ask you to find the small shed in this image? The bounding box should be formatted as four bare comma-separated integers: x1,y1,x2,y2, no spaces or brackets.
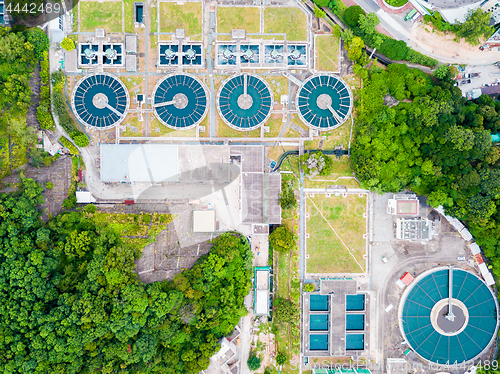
76,191,96,203
193,210,215,232
401,272,414,286
396,272,414,289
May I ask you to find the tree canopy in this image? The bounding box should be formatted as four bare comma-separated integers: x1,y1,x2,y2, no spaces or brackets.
0,180,253,373
352,63,500,276
269,226,296,253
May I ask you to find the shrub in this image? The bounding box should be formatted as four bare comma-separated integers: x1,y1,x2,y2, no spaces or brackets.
274,298,298,323
313,0,329,6
247,353,261,371
52,90,79,134
29,148,45,168
299,151,333,177
269,226,296,253
386,0,407,6
303,283,315,292
279,179,297,209
378,38,408,61
70,131,89,147
314,6,326,18
40,86,50,100
40,52,49,85
62,195,77,209
45,181,54,190
84,204,97,213
61,37,76,51
345,5,365,27
264,367,278,374
59,137,79,155
37,109,55,130
276,352,287,366
27,28,50,59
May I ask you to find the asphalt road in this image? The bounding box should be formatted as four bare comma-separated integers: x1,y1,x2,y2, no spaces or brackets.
353,0,500,65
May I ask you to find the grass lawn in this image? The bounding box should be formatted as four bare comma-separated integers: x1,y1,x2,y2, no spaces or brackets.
267,76,288,102
217,120,260,138
159,2,202,37
306,194,367,274
386,0,408,6
217,7,260,34
123,0,134,33
150,4,158,33
302,155,358,188
287,120,309,137
120,76,144,91
264,7,307,41
80,1,122,33
315,34,339,72
150,119,197,137
198,116,210,137
264,114,285,138
121,116,143,137
72,3,78,31
91,211,172,253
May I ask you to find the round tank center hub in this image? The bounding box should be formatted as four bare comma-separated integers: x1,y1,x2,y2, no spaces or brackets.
93,93,109,109
173,93,188,109
316,93,333,110
430,298,469,336
237,94,253,110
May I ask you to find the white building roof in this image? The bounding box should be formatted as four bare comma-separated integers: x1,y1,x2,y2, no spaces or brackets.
193,210,215,232
439,2,481,23
76,191,96,203
255,269,270,315
100,144,179,182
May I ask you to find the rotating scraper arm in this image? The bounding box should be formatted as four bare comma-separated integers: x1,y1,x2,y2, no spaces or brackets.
98,99,123,117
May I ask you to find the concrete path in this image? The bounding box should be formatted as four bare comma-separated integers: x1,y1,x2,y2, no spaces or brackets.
207,11,216,137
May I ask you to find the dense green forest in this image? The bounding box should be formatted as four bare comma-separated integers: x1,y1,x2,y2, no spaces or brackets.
0,26,88,178
351,63,500,275
0,26,50,175
0,180,252,373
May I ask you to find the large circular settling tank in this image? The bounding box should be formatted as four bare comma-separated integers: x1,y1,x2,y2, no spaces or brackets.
153,74,208,129
297,74,352,130
72,73,129,129
217,74,273,131
399,268,498,364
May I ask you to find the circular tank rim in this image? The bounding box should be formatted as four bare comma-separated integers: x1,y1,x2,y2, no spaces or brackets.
397,266,499,365
71,72,130,130
152,72,209,130
216,73,274,132
296,74,353,131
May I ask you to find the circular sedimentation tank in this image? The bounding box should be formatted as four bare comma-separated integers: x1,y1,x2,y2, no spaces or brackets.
152,73,208,130
297,74,352,131
399,267,498,364
217,74,273,131
72,73,129,129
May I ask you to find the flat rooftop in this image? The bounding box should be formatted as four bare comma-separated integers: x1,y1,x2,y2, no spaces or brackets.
193,210,215,232
101,144,179,182
254,268,270,315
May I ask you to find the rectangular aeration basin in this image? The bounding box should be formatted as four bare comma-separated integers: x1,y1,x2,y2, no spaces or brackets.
346,294,365,311
310,294,328,311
